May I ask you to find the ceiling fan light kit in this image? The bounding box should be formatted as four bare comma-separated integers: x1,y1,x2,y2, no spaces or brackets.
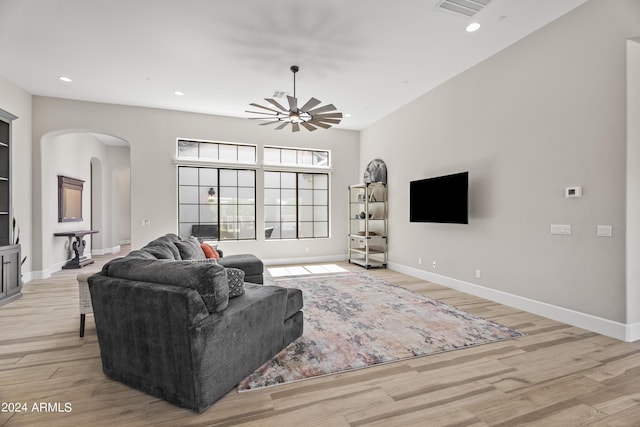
246,65,343,132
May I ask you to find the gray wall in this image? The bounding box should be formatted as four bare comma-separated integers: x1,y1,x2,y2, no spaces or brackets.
31,97,360,275
360,0,640,324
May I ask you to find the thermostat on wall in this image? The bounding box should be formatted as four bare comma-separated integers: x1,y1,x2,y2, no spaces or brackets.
565,186,582,198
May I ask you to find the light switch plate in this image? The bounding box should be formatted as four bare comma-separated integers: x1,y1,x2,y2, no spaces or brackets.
551,224,572,235
597,225,613,237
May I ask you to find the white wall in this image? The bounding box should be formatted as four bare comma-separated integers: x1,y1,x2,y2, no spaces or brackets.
41,132,130,273
0,74,32,280
112,147,131,246
627,37,640,327
360,0,639,333
31,98,359,273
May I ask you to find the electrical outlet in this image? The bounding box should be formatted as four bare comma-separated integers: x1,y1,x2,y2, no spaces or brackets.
418,257,422,265
475,269,481,279
432,261,437,269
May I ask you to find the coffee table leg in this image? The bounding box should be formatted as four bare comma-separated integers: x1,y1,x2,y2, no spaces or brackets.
80,314,86,337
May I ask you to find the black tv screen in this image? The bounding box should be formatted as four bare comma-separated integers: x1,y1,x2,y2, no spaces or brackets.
410,172,468,224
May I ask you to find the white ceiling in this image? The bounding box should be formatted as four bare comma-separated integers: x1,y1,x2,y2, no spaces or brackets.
0,0,588,131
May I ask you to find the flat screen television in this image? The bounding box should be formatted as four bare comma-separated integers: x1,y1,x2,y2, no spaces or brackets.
410,171,468,224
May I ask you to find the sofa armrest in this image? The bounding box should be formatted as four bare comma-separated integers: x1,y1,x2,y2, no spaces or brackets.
87,273,210,409
189,284,288,408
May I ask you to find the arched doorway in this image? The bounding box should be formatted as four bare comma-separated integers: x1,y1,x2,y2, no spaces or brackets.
36,130,130,278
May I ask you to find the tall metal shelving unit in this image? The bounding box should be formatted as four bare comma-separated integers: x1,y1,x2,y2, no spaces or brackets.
348,182,387,269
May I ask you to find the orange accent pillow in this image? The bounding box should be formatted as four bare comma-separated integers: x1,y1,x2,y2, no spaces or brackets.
201,243,219,259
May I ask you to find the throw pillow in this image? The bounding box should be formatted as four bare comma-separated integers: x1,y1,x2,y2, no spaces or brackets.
174,236,206,260
226,267,245,298
201,243,219,259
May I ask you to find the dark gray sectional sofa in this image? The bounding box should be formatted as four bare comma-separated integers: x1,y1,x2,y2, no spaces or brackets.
87,234,303,412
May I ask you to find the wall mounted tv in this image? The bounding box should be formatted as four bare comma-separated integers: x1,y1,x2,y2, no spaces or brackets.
410,171,468,224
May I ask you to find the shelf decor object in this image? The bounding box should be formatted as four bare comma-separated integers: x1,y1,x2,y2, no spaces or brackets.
348,182,387,269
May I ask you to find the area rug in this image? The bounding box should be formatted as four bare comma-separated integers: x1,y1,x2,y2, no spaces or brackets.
237,272,524,391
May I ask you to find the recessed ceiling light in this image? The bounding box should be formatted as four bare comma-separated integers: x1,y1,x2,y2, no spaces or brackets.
58,76,72,82
174,91,184,96
466,22,481,32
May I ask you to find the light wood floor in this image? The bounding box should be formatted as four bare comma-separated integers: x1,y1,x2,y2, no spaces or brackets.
2,250,640,426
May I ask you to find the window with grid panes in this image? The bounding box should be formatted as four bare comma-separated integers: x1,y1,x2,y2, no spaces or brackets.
264,171,329,239
177,139,256,241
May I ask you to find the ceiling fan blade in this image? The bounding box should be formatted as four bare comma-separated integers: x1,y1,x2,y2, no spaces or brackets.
292,122,300,132
287,95,298,112
308,104,337,115
301,122,318,132
313,117,341,125
245,110,278,116
249,103,281,114
299,97,321,112
265,98,288,111
315,112,343,119
259,120,282,126
275,121,290,130
309,120,331,129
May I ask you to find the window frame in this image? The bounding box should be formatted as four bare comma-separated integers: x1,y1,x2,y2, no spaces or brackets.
263,170,330,240
176,140,332,242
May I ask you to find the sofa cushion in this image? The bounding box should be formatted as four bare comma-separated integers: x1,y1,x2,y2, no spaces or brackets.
122,250,157,260
141,243,178,260
104,258,229,312
174,236,206,260
285,288,304,320
184,258,218,264
218,254,263,278
225,267,245,298
152,234,183,259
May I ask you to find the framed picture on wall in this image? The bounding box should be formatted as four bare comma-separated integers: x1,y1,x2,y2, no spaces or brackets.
58,175,84,222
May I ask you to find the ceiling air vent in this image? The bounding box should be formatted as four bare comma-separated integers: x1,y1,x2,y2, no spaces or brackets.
435,0,492,18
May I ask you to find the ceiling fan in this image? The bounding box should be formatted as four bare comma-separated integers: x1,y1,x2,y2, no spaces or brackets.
246,65,343,132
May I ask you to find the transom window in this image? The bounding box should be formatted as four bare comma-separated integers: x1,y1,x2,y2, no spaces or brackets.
264,146,329,168
178,139,256,164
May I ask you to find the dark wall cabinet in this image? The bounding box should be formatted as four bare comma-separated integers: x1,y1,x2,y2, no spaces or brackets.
0,108,22,306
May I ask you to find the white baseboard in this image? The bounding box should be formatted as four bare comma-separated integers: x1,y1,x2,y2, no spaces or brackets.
388,262,635,342
28,259,68,280
626,322,640,342
92,245,121,256
27,255,96,281
21,271,35,283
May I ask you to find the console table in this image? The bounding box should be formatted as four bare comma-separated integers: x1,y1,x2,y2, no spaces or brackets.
54,230,99,269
